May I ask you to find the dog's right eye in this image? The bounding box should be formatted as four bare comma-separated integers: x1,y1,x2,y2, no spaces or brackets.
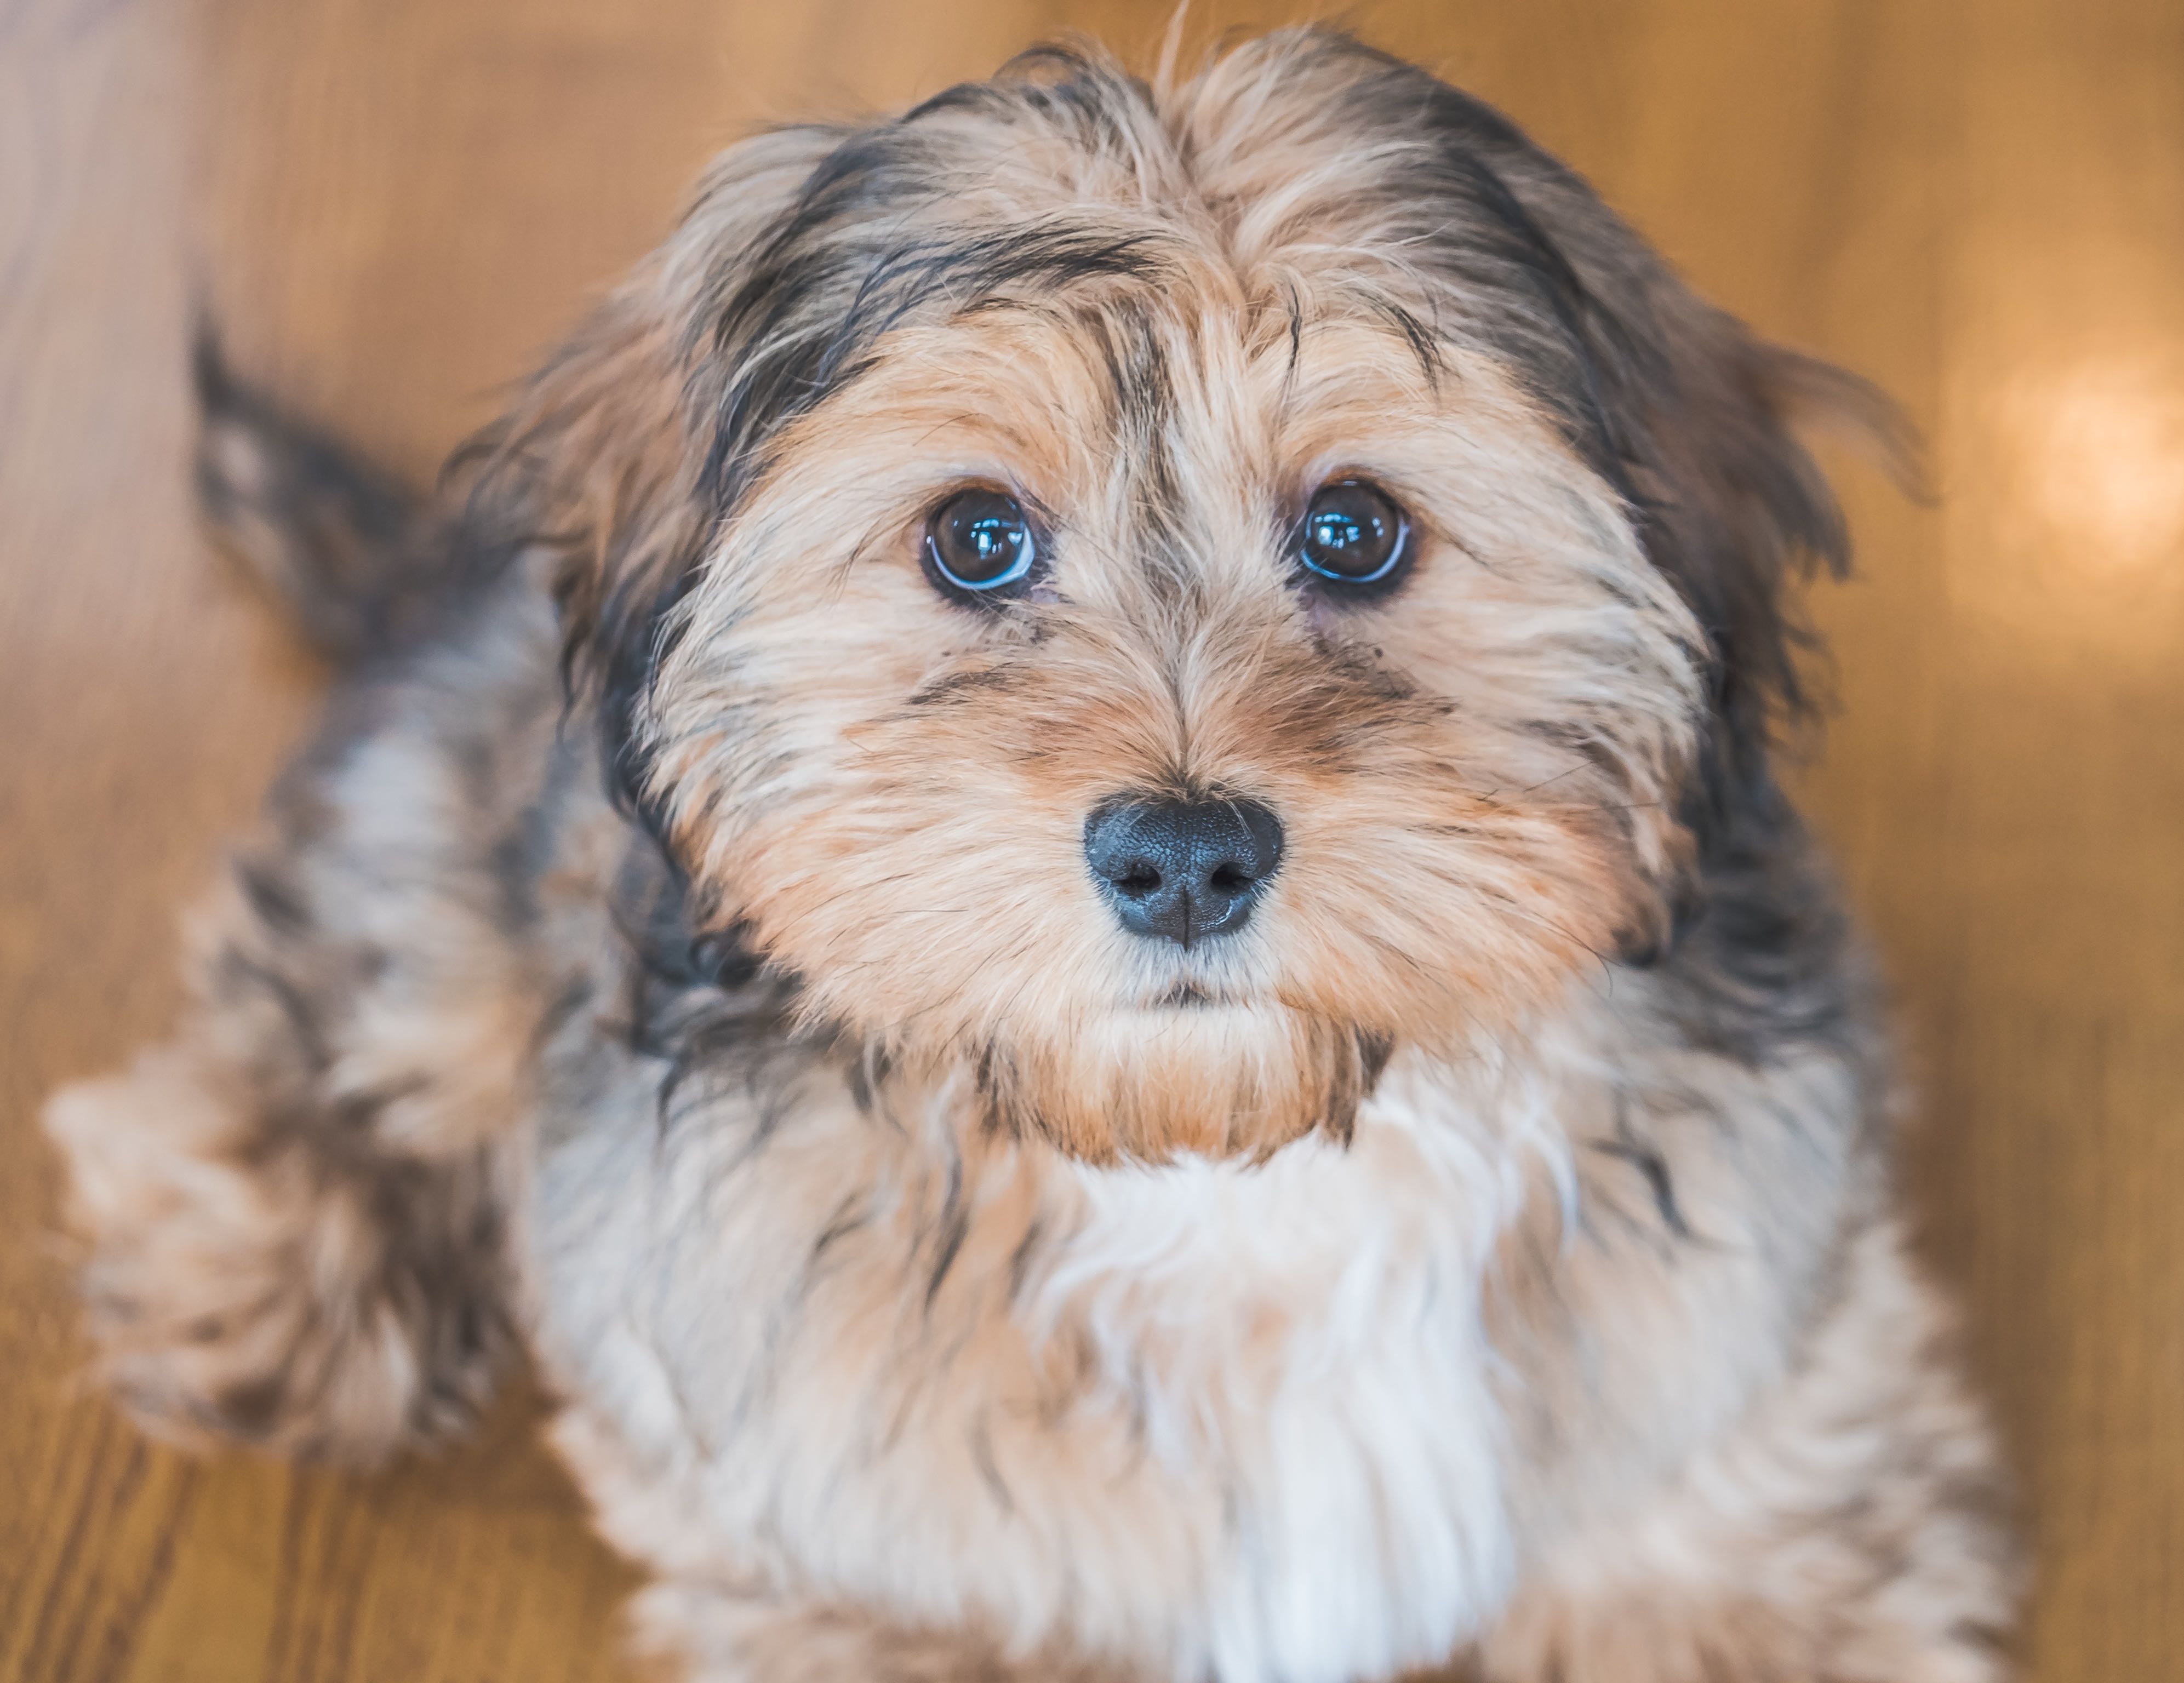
1294,479,1411,596
924,489,1038,603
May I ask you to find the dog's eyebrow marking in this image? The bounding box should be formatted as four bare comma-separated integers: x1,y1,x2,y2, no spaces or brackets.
1276,282,1307,413
1360,289,1448,393
705,207,1177,502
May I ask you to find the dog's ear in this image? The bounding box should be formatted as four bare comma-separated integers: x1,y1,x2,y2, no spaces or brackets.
1609,327,1900,963
1388,76,1909,955
456,126,848,806
1581,292,1902,828
1589,287,1905,953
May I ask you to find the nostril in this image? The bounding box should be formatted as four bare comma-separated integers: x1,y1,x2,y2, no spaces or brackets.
1207,861,1252,894
1112,862,1163,899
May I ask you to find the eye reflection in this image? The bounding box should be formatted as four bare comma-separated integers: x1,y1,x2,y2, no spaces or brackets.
925,488,1037,599
1295,480,1410,590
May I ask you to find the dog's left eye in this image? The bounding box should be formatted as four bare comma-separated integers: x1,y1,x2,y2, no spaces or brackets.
1295,479,1410,591
925,488,1038,601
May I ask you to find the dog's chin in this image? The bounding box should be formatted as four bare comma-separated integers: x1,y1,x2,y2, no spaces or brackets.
968,1001,1392,1165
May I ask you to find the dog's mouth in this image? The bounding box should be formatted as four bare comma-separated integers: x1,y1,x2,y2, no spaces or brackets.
1119,950,1272,1014
1144,981,1260,1010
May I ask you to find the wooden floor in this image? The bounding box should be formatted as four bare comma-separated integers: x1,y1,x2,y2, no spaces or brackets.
3,1,2180,1678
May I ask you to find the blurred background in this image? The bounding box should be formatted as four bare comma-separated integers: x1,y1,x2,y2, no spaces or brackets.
2,2,2179,1679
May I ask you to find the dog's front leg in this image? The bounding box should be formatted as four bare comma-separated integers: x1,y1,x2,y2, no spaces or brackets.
44,780,540,1462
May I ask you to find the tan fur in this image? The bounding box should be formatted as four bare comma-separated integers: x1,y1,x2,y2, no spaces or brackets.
641,303,1694,1163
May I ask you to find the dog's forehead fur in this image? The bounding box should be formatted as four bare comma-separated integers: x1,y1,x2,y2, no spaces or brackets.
691,39,1636,515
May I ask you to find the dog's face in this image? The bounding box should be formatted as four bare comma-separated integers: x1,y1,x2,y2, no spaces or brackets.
489,34,1863,1161
648,301,1703,1163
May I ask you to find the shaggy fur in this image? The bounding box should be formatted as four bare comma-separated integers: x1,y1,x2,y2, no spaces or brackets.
47,30,2015,1683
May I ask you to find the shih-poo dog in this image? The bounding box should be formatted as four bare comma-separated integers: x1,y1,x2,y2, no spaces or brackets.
46,28,2017,1683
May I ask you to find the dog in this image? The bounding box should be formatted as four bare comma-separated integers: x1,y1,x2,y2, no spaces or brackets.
45,29,2017,1683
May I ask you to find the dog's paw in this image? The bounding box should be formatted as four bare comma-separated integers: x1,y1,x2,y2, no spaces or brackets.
44,1050,508,1462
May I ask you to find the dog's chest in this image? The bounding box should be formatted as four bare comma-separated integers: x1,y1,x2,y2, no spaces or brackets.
524,1051,1554,1683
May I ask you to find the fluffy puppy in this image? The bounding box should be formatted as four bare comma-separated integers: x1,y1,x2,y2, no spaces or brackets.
46,30,2016,1683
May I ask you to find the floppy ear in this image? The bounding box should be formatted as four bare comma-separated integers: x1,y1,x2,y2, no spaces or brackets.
1598,320,1900,963
1581,291,1900,826
1398,81,1908,956
456,125,849,810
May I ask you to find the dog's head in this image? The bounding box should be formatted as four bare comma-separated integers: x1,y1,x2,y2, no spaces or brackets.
477,31,1877,1162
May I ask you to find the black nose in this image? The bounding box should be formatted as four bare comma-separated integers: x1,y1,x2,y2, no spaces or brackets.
1083,794,1284,948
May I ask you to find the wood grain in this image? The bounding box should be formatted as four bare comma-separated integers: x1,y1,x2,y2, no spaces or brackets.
2,1,2179,1678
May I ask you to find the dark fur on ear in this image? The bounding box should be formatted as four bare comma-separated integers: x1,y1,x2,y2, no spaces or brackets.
451,289,710,823
1311,37,1909,955
449,126,855,829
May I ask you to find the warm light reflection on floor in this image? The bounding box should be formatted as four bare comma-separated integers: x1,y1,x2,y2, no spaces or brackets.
1968,345,2184,660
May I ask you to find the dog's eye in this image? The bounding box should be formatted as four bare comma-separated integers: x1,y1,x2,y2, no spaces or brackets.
1295,480,1410,590
925,488,1037,600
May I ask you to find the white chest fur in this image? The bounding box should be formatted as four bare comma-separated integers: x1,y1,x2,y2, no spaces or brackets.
525,1044,1573,1683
